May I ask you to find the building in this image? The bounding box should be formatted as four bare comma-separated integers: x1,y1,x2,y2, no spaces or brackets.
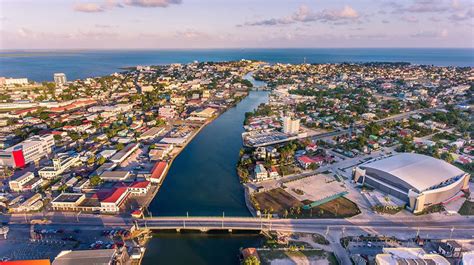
375,248,449,265
53,248,128,265
353,153,470,213
9,193,43,213
149,143,174,160
438,240,463,258
282,116,300,134
100,187,130,213
51,193,86,211
139,127,165,140
100,171,131,182
9,171,42,192
2,77,29,86
38,153,80,179
254,164,268,182
0,134,55,168
149,161,168,183
158,105,177,119
109,143,139,164
128,180,151,195
191,107,217,118
268,166,280,179
53,73,67,86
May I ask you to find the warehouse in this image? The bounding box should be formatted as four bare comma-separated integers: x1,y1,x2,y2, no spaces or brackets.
353,153,470,213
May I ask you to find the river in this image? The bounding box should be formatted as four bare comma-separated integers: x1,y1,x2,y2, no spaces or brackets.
143,75,269,264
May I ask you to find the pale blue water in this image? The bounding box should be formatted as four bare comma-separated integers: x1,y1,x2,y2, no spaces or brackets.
0,48,473,81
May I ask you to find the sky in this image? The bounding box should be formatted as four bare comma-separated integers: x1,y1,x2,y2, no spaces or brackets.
0,0,473,49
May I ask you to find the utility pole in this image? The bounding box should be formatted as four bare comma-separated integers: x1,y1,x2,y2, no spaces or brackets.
222,212,225,229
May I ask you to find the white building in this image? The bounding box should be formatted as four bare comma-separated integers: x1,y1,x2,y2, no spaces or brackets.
1,77,29,86
282,116,300,134
376,248,449,265
38,153,80,179
9,172,42,192
353,153,470,213
53,73,67,86
0,134,55,168
254,164,268,182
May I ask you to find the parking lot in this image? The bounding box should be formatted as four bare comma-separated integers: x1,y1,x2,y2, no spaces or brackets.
0,225,136,261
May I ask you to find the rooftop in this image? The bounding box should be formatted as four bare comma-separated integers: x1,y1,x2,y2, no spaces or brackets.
361,153,466,192
53,249,116,265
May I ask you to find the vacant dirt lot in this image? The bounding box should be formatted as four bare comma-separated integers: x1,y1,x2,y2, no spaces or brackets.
254,188,303,215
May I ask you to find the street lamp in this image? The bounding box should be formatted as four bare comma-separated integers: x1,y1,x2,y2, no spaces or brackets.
222,212,225,229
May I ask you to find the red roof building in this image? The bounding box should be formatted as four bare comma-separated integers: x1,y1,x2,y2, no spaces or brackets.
150,161,168,183
99,187,130,213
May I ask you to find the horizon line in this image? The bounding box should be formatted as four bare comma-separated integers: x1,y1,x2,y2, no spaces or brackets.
1,47,474,52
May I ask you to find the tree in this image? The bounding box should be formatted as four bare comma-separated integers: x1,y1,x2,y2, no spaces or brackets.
441,152,454,163
243,256,260,265
90,175,103,187
116,143,125,151
87,156,96,165
97,156,107,165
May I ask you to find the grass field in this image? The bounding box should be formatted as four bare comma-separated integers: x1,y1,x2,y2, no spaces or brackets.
458,200,474,215
254,188,303,215
297,197,361,218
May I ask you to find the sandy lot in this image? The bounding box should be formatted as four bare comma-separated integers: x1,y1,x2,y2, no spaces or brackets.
284,174,346,203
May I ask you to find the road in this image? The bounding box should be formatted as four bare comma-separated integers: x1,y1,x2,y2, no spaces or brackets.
3,212,473,264
136,215,474,233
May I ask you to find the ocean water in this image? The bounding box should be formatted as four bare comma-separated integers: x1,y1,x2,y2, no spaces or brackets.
0,48,473,82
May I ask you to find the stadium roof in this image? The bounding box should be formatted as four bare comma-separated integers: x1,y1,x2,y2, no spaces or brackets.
361,153,466,192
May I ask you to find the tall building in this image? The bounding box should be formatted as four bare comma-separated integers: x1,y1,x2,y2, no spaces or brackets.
54,73,67,86
282,116,300,134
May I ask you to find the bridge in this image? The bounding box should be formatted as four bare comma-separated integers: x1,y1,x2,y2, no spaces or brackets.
134,216,474,236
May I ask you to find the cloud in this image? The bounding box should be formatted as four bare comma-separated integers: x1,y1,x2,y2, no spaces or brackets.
73,0,178,13
401,16,419,23
240,5,360,27
74,3,105,13
448,6,474,21
174,29,208,39
124,0,182,7
95,24,115,28
410,29,449,38
388,0,448,14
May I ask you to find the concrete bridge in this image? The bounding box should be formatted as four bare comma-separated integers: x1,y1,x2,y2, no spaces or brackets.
134,216,474,237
